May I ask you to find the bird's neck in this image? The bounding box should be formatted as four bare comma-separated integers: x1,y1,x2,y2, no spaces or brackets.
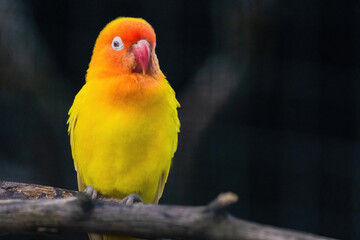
86,72,166,108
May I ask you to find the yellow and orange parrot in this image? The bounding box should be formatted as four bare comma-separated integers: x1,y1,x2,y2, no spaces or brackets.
67,17,180,240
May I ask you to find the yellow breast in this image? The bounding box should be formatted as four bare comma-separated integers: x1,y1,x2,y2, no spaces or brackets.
68,75,179,203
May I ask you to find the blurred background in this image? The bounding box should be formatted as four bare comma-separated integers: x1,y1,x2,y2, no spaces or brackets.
0,0,359,239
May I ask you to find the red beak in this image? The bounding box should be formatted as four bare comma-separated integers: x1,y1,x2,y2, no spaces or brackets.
132,40,150,74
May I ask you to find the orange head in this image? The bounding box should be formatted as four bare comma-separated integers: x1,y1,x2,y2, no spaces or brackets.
87,17,162,80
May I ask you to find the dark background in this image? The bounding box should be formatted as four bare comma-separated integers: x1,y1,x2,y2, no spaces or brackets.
0,0,359,239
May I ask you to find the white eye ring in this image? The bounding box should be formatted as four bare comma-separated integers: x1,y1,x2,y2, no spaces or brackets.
111,36,124,51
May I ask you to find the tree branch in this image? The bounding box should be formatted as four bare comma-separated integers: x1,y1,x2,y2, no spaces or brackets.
0,180,336,240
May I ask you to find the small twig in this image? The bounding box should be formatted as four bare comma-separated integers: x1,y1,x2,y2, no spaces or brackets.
207,191,238,212
0,180,336,240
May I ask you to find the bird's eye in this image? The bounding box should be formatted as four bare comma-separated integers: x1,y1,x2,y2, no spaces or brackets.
111,36,124,51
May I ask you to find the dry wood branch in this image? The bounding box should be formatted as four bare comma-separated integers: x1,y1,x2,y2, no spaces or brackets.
0,180,336,240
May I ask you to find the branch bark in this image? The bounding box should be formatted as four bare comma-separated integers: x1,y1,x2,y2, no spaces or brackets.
0,180,336,240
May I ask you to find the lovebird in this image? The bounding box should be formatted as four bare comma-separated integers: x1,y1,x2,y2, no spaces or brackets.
67,17,180,240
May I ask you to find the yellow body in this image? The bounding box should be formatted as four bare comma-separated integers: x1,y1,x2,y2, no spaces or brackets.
67,17,180,239
68,75,179,203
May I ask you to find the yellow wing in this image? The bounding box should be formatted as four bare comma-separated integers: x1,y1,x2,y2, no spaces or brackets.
68,87,90,193
153,95,180,204
67,86,86,173
68,87,104,240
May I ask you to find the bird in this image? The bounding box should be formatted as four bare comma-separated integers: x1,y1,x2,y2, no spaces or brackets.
67,17,180,240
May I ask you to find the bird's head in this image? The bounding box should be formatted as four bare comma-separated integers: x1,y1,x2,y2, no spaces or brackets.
87,17,161,80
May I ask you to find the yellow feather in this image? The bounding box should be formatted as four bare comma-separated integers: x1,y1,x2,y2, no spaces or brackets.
68,76,179,203
68,17,180,240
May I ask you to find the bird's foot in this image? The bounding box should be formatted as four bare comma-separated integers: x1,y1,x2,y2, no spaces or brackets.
83,185,98,199
120,193,142,205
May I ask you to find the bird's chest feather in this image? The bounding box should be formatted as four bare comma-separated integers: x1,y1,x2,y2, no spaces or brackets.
74,81,176,202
